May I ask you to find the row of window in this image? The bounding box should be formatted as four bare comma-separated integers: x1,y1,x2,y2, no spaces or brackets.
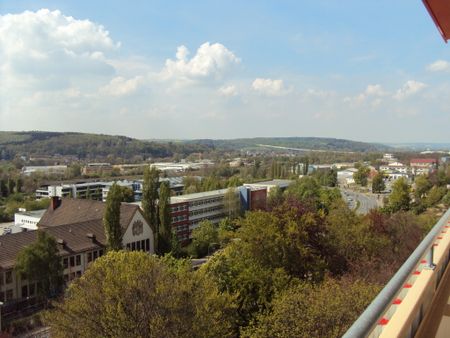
87,250,104,263
63,249,104,269
189,213,225,227
126,239,151,252
64,271,82,283
189,205,223,217
171,215,188,224
171,205,188,212
0,271,13,286
189,196,223,207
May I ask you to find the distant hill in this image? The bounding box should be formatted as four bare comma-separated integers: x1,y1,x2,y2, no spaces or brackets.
186,137,390,153
0,131,210,161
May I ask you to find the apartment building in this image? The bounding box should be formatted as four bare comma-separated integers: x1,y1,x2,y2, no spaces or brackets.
0,198,154,312
36,182,106,200
410,158,438,175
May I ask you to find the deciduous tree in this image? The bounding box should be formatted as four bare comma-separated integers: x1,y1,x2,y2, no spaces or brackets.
103,183,123,251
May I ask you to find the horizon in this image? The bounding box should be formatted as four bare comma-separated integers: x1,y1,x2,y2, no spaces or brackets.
1,1,449,142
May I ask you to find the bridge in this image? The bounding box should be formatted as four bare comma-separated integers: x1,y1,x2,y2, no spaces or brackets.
344,208,450,338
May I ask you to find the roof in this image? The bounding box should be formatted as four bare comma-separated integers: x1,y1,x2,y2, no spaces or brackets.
423,0,450,42
0,220,106,269
410,158,437,164
15,209,46,218
244,179,293,188
170,188,231,203
39,198,138,230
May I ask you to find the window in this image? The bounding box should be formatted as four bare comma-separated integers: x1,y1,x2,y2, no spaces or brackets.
5,271,12,284
70,256,75,267
141,240,145,251
6,289,13,301
99,249,103,256
0,273,3,286
131,242,136,251
29,283,35,296
22,285,28,298
126,243,131,250
76,255,81,266
76,271,82,277
63,258,68,269
70,272,76,280
136,241,141,251
0,292,4,302
93,251,98,260
87,252,92,263
146,239,150,251
63,274,69,283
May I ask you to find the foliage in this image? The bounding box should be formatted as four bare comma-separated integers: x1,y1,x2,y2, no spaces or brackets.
103,183,123,251
372,172,385,193
142,167,159,243
44,251,237,338
118,186,135,203
425,186,447,207
387,177,410,212
223,187,241,219
313,168,337,187
15,231,63,299
414,175,432,200
158,181,173,254
189,220,219,258
242,278,381,338
353,166,370,187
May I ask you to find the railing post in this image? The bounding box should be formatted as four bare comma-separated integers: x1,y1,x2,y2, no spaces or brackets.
424,246,436,270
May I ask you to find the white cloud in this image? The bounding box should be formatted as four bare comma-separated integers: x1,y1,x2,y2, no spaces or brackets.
218,85,238,97
100,76,144,96
252,78,287,96
0,8,119,95
343,84,386,105
393,80,426,100
427,60,450,72
161,42,240,85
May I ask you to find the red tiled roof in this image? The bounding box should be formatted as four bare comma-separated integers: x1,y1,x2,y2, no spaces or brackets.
423,0,450,42
39,198,138,230
410,158,437,164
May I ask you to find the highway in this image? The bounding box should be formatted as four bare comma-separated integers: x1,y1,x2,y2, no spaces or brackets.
340,189,380,214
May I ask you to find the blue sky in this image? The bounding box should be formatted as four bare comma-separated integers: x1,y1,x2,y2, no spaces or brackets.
1,1,449,142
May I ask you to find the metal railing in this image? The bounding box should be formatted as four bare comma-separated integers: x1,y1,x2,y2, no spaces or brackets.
343,207,450,338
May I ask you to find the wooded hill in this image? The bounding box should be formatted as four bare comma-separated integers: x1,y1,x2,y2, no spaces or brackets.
0,131,210,161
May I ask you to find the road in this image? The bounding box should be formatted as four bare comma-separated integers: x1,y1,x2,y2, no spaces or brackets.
340,189,380,215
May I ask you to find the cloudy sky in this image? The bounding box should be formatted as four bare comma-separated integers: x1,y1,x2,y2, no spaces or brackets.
1,1,449,142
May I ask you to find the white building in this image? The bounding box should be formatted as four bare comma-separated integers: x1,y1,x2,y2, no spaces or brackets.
22,165,67,176
379,162,408,174
14,209,46,231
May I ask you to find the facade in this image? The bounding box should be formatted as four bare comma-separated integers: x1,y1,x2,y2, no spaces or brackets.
379,162,408,174
14,209,46,231
36,182,106,200
22,165,67,176
0,198,154,310
410,158,438,175
82,163,113,176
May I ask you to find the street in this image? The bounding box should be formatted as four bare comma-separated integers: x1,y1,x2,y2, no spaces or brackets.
340,189,380,215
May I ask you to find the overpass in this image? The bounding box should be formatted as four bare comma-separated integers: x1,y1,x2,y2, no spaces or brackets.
344,208,450,338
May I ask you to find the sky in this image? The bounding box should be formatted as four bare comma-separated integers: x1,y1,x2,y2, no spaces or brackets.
0,1,449,143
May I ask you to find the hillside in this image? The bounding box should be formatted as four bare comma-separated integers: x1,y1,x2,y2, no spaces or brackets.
0,131,210,161
187,137,390,153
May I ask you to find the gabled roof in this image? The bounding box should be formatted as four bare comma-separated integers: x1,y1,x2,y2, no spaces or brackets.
423,0,450,42
0,220,107,269
39,198,138,230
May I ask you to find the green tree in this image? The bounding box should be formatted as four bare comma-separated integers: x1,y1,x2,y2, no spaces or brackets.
223,187,241,219
388,177,410,212
414,175,431,200
158,181,173,254
425,186,447,207
372,172,385,193
15,231,63,300
353,166,370,187
118,186,135,203
103,183,123,251
44,251,237,338
190,220,219,258
142,166,160,249
242,278,381,338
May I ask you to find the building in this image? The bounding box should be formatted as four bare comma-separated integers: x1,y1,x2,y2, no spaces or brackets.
22,165,67,176
82,163,113,176
14,209,46,231
383,153,397,162
36,182,106,200
243,179,293,195
410,158,438,175
0,198,154,311
379,162,408,174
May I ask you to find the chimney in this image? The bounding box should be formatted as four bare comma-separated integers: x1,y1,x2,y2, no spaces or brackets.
57,238,66,246
86,233,96,242
51,196,61,210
